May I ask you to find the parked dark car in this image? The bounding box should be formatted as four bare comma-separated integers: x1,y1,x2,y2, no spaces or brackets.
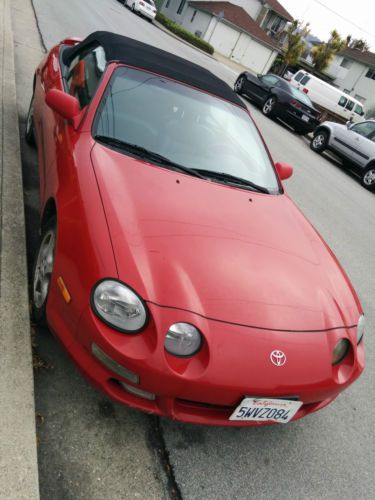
234,73,321,135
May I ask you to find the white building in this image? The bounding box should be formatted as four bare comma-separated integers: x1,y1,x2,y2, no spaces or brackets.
160,0,293,74
325,48,375,110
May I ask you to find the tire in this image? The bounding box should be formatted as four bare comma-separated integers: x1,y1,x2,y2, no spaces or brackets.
234,76,245,94
31,218,56,324
361,165,375,191
262,96,277,117
25,93,36,146
310,130,328,153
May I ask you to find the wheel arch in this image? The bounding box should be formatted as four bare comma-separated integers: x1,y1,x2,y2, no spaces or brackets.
365,158,375,169
41,197,57,232
313,125,331,140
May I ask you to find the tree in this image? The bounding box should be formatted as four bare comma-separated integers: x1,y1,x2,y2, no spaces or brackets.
279,20,310,75
348,37,370,52
311,30,347,73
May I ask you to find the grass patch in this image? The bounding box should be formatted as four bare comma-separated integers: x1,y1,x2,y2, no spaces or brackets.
156,13,214,55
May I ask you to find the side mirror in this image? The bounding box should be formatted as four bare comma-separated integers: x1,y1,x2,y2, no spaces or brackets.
45,89,80,124
275,162,293,181
346,120,353,128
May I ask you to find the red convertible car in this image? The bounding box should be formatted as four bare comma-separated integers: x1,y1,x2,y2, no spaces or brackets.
27,31,365,426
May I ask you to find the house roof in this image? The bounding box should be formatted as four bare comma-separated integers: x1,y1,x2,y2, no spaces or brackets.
189,1,278,49
339,47,375,68
265,0,293,21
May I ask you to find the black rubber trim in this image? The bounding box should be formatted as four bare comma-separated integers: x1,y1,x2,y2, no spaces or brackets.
146,300,357,333
333,137,369,160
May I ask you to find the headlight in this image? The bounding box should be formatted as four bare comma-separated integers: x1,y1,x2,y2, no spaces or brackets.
92,280,147,333
332,338,350,365
357,315,365,344
164,323,202,357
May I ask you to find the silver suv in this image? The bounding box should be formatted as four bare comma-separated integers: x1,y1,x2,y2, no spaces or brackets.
310,120,375,190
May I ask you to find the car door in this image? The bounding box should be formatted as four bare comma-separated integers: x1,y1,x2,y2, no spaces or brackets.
41,44,106,207
245,74,279,103
333,121,375,167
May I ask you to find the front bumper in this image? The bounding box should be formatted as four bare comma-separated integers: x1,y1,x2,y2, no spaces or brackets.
49,302,365,426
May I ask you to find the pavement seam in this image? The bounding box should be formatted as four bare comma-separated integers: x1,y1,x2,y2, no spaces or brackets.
31,0,47,53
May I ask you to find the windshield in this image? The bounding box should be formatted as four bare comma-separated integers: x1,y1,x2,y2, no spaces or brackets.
93,66,280,194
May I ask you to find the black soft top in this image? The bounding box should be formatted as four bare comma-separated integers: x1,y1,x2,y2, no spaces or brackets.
62,31,245,108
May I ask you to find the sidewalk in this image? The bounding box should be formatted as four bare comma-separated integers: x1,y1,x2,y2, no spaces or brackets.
0,0,39,497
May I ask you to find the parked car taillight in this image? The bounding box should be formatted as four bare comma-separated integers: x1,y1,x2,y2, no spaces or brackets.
290,100,302,109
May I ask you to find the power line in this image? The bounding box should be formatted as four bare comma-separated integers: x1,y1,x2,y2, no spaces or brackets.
312,0,375,39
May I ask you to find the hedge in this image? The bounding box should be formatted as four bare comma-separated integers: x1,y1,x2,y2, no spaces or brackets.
156,13,214,55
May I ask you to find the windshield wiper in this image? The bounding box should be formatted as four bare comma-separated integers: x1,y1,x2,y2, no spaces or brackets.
94,135,206,180
195,169,269,194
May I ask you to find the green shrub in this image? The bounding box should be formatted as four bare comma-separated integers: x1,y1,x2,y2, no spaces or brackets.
156,13,214,55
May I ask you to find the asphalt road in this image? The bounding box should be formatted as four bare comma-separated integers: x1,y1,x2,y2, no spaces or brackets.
14,0,375,498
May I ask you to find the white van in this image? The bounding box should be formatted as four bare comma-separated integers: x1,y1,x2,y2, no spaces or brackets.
290,71,365,123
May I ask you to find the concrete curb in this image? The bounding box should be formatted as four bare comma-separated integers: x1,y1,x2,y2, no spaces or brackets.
0,0,40,498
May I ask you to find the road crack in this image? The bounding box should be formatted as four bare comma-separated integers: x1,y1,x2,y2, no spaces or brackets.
148,415,182,500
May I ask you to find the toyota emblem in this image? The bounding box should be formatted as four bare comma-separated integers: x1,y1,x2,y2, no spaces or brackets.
270,350,286,366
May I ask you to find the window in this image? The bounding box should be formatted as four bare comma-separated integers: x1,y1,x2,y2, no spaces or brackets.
354,103,364,115
67,46,106,108
294,71,305,82
191,10,197,22
260,75,279,86
338,96,348,107
365,68,375,79
165,0,171,7
176,0,186,14
300,75,310,85
269,17,282,33
345,100,354,111
340,58,352,69
351,122,375,139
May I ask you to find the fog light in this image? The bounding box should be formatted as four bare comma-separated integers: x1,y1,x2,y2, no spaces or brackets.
165,323,202,357
120,382,155,401
332,339,350,365
91,343,139,384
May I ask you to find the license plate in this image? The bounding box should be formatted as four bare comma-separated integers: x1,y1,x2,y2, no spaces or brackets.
301,114,309,122
229,397,303,424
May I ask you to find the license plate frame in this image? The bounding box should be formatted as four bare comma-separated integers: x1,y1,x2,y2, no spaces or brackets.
229,397,303,424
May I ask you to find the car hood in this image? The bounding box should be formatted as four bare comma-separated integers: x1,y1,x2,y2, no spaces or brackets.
91,144,360,331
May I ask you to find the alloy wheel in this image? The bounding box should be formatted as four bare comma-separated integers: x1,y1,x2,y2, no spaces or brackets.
263,97,275,115
33,229,55,309
363,168,375,186
234,77,244,93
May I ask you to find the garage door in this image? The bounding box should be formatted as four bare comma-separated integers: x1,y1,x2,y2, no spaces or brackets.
209,22,240,58
240,39,273,74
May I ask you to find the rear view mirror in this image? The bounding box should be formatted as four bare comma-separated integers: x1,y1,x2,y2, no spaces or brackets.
275,162,293,181
45,89,80,124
